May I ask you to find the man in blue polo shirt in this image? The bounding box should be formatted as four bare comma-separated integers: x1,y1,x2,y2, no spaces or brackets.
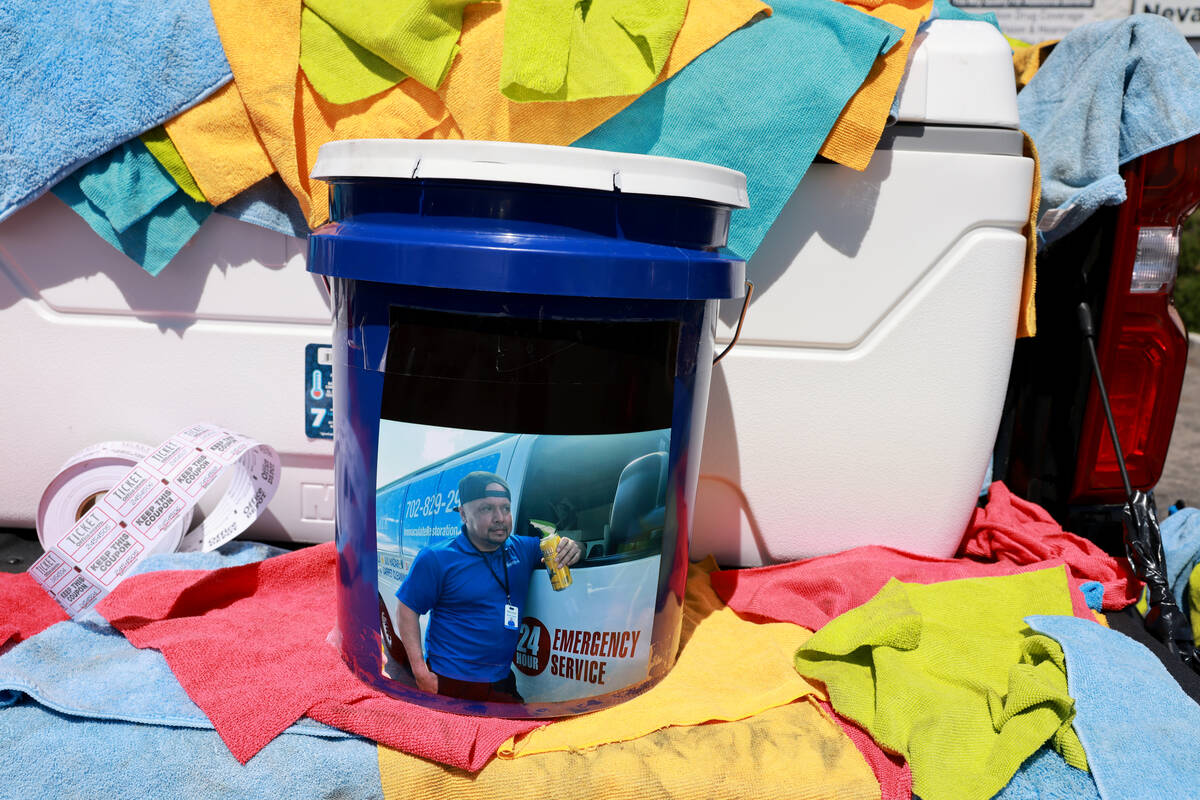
394,470,581,702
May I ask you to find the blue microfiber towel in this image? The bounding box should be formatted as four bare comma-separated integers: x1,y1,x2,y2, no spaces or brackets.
215,174,311,239
1018,15,1200,248
1079,581,1106,612
573,0,903,262
1027,614,1200,800
0,0,232,225
990,747,1100,800
0,542,381,798
52,141,212,277
1158,507,1200,613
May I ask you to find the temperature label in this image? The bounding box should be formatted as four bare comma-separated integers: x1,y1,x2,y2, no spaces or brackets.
305,343,334,440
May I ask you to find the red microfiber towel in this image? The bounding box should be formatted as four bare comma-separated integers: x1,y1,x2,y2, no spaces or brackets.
0,571,69,653
711,546,1096,629
962,481,1140,609
95,542,543,770
819,697,912,800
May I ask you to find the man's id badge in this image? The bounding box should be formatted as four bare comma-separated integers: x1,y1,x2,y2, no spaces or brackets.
504,603,519,630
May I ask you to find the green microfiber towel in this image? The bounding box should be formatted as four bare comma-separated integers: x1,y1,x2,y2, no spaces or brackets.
140,126,207,203
303,0,477,91
500,0,689,102
794,567,1088,800
299,6,407,105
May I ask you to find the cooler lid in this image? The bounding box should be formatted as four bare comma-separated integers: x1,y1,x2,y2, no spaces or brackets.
893,19,1020,129
311,139,749,209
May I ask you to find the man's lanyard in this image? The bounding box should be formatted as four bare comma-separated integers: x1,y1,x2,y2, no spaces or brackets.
468,536,510,601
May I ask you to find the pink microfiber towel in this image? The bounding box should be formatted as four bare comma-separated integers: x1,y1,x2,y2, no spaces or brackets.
95,542,542,770
711,546,1096,629
0,572,69,652
962,482,1140,610
820,697,912,800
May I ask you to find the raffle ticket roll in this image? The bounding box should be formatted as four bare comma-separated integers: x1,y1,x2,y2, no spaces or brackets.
37,440,193,557
29,423,281,616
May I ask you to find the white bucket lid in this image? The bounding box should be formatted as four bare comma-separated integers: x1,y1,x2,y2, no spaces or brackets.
311,139,749,209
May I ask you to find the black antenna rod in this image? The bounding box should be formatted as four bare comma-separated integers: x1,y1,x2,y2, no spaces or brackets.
1077,302,1135,502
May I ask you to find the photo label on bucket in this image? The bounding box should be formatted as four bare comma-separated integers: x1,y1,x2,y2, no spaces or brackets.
371,304,679,708
375,422,671,704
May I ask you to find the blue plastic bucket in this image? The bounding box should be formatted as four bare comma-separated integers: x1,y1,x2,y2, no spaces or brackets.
308,140,747,718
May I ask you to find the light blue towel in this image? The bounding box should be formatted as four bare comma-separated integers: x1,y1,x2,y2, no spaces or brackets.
1018,15,1200,247
1027,614,1200,800
52,140,212,277
990,747,1100,800
573,0,903,262
0,699,381,800
0,0,231,224
0,542,304,715
0,542,382,799
215,174,311,239
1158,507,1200,613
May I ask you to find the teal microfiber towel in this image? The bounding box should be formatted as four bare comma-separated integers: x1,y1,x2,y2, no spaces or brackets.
0,0,231,224
73,139,180,234
1027,614,1200,800
573,0,903,262
52,140,212,277
1018,15,1200,247
1158,507,1200,613
991,747,1100,800
929,0,999,31
0,542,382,799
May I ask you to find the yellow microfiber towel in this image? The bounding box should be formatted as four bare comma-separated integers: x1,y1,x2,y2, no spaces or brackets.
499,0,689,102
162,82,275,206
209,0,458,230
378,698,882,800
139,126,207,203
304,0,478,91
1013,39,1058,91
439,0,768,144
299,6,406,104
495,557,819,759
794,567,1088,800
1190,562,1200,640
818,0,932,171
1018,131,1041,338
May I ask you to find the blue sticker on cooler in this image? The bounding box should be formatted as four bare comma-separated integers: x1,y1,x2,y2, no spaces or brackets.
305,344,334,440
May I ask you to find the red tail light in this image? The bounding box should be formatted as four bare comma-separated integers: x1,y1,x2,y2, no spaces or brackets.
1070,135,1200,503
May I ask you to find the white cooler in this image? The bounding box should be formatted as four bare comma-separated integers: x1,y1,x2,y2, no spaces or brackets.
0,20,1032,562
694,20,1036,565
0,208,332,543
